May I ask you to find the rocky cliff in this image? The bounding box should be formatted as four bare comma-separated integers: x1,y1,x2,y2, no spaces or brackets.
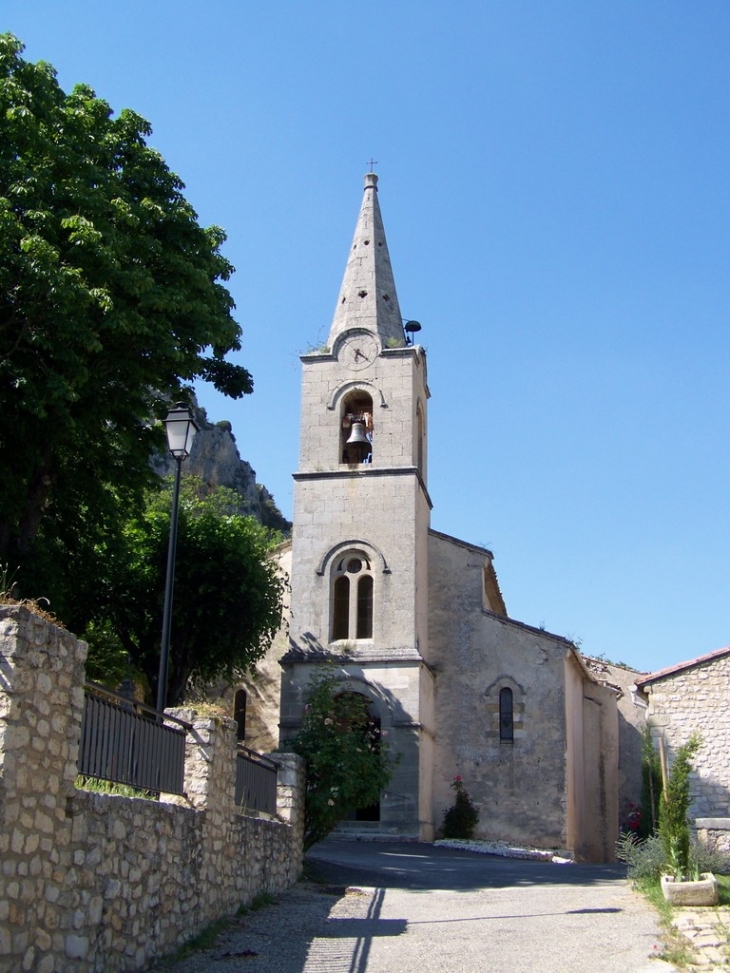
151,401,291,534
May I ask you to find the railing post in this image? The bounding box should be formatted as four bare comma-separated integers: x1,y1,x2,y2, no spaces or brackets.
165,709,238,812
267,752,306,876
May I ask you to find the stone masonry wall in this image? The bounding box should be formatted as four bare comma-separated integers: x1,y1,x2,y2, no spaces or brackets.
642,654,730,838
0,606,305,973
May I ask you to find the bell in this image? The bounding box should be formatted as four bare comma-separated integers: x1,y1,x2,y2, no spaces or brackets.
346,421,370,446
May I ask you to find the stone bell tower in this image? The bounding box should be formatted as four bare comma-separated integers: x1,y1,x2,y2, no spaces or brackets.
280,173,435,838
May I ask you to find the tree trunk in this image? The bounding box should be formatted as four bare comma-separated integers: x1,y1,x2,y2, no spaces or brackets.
15,443,55,555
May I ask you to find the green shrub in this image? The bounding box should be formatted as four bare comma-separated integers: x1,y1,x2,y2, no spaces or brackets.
75,775,158,800
639,727,662,839
442,775,479,839
690,837,730,878
616,832,666,882
616,831,730,883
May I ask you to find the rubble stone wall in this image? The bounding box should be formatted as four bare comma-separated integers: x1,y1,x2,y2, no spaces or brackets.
643,654,730,819
0,606,304,973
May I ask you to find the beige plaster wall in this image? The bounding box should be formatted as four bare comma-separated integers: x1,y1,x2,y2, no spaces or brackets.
564,655,585,857
221,546,292,754
580,673,619,862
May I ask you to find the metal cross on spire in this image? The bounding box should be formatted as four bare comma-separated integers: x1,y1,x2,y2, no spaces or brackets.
367,157,378,172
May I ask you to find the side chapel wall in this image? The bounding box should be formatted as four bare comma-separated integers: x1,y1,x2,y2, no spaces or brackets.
428,533,571,852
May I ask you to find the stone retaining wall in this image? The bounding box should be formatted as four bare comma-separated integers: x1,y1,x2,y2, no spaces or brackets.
0,606,305,973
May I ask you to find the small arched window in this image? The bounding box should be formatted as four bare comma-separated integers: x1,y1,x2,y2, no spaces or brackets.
416,403,425,476
234,688,247,741
499,688,514,743
331,554,374,641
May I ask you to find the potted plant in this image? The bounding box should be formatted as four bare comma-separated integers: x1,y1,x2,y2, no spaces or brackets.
658,734,718,906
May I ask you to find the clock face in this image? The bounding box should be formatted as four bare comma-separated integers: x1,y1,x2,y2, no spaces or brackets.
340,333,379,371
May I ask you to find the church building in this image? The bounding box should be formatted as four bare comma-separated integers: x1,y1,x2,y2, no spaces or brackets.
242,173,620,862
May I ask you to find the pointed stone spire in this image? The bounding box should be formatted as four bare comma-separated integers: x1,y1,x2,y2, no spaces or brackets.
327,173,405,348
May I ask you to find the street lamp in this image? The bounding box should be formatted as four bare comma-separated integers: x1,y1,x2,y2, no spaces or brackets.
157,402,199,713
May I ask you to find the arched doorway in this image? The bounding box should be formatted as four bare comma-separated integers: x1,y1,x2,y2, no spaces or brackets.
338,691,382,822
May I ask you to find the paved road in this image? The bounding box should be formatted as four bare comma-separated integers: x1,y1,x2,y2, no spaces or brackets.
154,841,674,973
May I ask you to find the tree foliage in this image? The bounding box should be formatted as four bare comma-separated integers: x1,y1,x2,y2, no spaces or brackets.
86,482,285,705
0,34,252,572
287,666,395,851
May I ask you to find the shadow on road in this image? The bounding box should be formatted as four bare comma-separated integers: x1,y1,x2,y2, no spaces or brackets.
155,842,641,973
307,840,629,893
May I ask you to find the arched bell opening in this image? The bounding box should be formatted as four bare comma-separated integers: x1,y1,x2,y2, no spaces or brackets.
341,391,374,464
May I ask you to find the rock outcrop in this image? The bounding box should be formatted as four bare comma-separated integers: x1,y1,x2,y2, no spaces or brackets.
152,400,291,534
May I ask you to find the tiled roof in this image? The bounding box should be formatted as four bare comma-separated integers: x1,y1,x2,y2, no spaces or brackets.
635,645,730,687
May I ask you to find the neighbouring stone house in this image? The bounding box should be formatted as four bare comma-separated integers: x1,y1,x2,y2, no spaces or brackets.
635,646,730,850
234,172,632,861
582,656,647,830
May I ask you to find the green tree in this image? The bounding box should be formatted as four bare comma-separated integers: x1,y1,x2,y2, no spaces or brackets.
87,482,284,705
639,726,663,839
0,34,252,577
287,666,395,851
659,734,701,881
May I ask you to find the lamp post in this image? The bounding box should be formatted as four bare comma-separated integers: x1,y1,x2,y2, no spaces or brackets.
157,402,198,713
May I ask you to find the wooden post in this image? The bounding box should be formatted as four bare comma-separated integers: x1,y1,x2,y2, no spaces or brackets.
658,735,669,794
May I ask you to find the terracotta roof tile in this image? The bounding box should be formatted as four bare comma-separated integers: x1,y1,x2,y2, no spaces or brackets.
635,645,730,687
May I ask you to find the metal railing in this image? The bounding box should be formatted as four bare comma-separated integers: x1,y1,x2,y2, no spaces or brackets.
78,683,189,795
235,746,278,815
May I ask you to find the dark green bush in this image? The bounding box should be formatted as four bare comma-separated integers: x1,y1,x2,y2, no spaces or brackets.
442,775,479,839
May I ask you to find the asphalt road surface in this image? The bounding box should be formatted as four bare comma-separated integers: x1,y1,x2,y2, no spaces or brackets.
154,840,675,973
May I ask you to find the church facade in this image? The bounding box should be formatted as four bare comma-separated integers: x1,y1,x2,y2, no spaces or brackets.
242,173,620,862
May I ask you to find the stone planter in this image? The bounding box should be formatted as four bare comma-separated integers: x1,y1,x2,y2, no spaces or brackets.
661,873,719,906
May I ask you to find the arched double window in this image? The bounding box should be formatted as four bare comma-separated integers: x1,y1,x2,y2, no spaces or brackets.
331,553,374,641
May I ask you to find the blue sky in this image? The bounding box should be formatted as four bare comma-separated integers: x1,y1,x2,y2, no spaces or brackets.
6,1,730,674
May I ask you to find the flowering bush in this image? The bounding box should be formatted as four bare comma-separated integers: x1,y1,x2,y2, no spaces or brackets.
621,801,642,834
442,775,479,840
286,665,395,850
